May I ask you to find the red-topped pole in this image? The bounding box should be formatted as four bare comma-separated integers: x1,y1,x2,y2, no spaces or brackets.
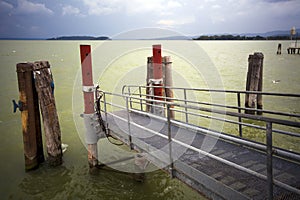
152,45,163,100
80,45,94,114
80,45,98,169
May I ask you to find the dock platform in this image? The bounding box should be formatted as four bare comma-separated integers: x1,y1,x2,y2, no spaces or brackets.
99,86,300,200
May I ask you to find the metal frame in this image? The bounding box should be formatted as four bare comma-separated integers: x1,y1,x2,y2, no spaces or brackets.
102,85,300,199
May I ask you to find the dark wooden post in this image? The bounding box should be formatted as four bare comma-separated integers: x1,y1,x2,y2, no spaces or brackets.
257,53,264,115
16,63,44,170
245,53,264,115
33,61,62,166
276,43,281,55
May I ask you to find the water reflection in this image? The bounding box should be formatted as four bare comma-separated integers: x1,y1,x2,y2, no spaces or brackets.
19,165,71,198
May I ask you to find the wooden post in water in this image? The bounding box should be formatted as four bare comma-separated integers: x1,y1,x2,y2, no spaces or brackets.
33,61,63,166
276,43,281,55
16,63,44,170
80,45,98,169
163,56,175,119
245,53,264,115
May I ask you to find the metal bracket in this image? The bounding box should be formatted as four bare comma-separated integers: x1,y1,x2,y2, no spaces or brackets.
148,79,163,85
82,84,99,93
12,100,23,113
83,113,106,144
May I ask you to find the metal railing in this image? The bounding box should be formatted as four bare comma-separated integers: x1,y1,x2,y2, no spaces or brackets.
100,85,300,199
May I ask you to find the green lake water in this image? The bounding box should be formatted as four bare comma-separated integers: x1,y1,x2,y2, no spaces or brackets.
0,40,299,199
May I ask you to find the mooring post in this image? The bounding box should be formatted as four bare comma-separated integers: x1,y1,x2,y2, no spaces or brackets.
133,153,148,182
163,56,175,119
152,44,164,116
257,53,264,115
16,63,44,170
245,52,264,115
33,61,62,166
276,43,282,55
146,56,153,112
80,45,98,169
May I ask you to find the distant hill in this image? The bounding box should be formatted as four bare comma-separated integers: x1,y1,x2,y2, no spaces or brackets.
193,28,299,40
148,35,193,40
47,36,110,40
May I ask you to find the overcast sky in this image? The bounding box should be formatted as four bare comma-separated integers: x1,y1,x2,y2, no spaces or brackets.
0,0,299,38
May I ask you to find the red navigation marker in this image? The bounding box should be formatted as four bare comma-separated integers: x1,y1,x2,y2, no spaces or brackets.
152,44,163,100
80,45,94,114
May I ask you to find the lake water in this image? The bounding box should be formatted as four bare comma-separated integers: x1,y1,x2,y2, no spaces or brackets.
0,40,299,199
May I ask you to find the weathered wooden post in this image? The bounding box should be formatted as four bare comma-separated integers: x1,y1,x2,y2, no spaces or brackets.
163,56,175,119
276,43,282,55
245,53,264,115
33,61,63,166
15,63,44,170
80,45,98,169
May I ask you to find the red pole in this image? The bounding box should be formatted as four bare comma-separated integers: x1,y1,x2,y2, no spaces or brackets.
152,45,163,100
80,45,98,169
80,45,94,114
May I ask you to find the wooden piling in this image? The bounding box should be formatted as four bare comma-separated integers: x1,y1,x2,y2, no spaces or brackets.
245,53,264,115
146,56,153,112
257,53,264,115
32,61,62,166
163,56,175,119
80,45,98,169
276,43,281,55
16,63,44,170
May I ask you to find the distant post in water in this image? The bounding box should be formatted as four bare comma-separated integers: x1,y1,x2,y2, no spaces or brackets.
276,43,281,55
245,52,264,115
33,61,63,166
16,63,44,171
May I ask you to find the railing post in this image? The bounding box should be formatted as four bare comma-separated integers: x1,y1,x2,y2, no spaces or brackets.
237,92,243,137
266,122,273,200
126,96,133,150
167,104,174,178
128,87,133,109
139,86,143,111
183,89,189,123
103,92,109,135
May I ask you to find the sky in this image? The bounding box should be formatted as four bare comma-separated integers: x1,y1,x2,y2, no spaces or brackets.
0,0,299,38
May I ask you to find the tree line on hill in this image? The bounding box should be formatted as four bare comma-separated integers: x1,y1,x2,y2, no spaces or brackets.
48,36,110,40
193,35,296,40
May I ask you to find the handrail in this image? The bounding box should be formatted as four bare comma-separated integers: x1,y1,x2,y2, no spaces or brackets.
122,85,300,97
100,87,300,199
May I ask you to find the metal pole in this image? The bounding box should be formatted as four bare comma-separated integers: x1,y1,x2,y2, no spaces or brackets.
80,45,98,168
183,88,189,123
167,104,174,178
126,96,133,150
128,87,132,109
266,122,273,200
237,92,243,137
139,86,143,111
103,92,109,135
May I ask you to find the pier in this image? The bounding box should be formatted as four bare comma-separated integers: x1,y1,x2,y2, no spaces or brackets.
77,44,300,200
287,42,300,54
98,86,300,200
